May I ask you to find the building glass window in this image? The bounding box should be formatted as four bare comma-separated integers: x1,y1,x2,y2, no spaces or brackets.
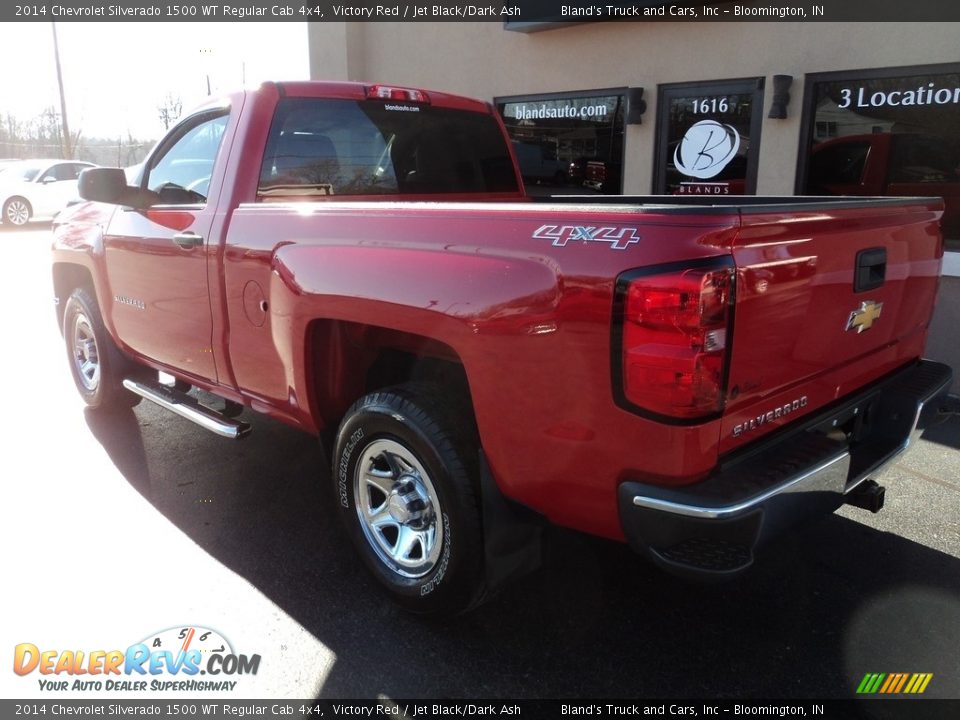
496,91,625,196
654,78,764,196
799,66,960,251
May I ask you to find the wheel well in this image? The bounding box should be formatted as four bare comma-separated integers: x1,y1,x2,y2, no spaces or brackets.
4,195,31,208
308,319,474,432
52,263,94,331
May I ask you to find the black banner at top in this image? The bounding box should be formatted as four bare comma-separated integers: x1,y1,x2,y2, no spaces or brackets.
4,0,960,23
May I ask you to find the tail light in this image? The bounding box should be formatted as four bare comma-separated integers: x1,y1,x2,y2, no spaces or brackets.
615,258,734,421
366,85,430,103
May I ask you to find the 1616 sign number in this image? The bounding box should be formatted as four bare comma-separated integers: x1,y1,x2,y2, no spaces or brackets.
692,97,730,114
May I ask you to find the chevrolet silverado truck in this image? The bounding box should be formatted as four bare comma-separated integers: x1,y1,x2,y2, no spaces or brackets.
53,81,952,613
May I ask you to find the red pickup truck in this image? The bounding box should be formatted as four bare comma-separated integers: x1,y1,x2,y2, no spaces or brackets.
53,81,951,614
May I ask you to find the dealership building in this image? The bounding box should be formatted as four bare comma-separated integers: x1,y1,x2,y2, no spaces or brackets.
307,20,960,389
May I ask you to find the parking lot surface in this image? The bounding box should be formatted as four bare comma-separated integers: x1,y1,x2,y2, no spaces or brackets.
1,225,958,701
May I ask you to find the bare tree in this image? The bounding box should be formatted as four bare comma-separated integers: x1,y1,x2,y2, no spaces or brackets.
157,93,183,131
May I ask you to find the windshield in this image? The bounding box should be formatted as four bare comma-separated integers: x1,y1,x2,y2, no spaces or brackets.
0,163,42,183
258,98,519,198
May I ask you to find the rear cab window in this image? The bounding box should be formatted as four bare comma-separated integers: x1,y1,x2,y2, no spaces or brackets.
258,97,519,200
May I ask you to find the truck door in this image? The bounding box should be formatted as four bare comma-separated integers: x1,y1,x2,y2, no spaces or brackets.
103,110,229,383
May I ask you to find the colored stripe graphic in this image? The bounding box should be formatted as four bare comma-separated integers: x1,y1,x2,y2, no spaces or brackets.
855,674,874,694
879,674,896,693
856,673,884,694
856,673,933,694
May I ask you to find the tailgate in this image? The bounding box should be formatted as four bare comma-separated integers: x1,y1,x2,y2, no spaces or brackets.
720,198,944,454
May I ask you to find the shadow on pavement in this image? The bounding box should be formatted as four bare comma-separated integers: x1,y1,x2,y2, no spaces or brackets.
921,397,960,450
85,405,960,700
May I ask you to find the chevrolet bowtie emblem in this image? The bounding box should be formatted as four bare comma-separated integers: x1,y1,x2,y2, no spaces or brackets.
846,300,883,333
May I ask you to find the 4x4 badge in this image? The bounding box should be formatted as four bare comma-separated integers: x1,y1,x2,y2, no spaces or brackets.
846,300,883,333
532,224,641,250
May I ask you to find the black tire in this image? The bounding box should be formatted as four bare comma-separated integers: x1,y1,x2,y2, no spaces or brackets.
63,287,139,410
333,384,484,614
3,197,32,226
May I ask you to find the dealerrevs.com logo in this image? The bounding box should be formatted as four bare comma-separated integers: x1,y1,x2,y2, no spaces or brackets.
13,626,260,693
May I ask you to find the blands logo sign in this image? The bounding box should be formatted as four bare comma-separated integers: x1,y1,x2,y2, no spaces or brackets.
674,120,741,180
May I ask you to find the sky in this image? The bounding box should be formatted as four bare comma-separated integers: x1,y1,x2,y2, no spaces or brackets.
0,22,310,141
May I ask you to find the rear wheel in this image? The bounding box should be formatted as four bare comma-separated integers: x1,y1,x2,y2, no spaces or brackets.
63,288,139,410
3,197,31,226
333,384,484,614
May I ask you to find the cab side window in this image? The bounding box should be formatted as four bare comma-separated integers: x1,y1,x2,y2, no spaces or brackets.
41,166,61,183
40,163,82,183
146,113,228,204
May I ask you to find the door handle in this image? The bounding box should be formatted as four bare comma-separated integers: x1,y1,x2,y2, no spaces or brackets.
855,247,886,292
173,232,203,249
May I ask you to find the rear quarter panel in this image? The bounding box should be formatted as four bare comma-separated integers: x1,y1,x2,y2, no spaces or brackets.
222,202,740,539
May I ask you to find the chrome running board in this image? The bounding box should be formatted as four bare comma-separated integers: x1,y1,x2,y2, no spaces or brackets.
122,378,251,440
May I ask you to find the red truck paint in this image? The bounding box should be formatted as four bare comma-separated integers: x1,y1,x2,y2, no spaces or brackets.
53,82,952,612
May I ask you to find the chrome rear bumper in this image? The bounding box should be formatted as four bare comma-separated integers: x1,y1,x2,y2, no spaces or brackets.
618,360,953,579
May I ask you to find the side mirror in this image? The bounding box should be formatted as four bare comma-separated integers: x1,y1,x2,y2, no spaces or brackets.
42,176,58,184
78,167,127,204
78,167,158,209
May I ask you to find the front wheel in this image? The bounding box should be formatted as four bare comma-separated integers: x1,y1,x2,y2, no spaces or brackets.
333,385,484,614
63,288,139,410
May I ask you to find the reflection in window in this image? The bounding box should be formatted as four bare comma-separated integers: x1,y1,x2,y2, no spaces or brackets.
803,71,960,249
147,114,228,204
807,141,870,191
888,135,960,184
497,95,625,196
815,121,838,139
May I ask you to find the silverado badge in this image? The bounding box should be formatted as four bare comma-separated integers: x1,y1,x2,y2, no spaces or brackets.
846,300,883,333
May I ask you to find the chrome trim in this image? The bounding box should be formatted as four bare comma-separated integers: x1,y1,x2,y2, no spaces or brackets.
122,379,250,440
632,452,850,520
632,362,951,521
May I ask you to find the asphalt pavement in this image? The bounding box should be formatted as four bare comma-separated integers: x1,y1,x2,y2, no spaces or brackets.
1,224,958,702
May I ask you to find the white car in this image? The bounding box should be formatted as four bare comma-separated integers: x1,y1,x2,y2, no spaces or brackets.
0,159,96,226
